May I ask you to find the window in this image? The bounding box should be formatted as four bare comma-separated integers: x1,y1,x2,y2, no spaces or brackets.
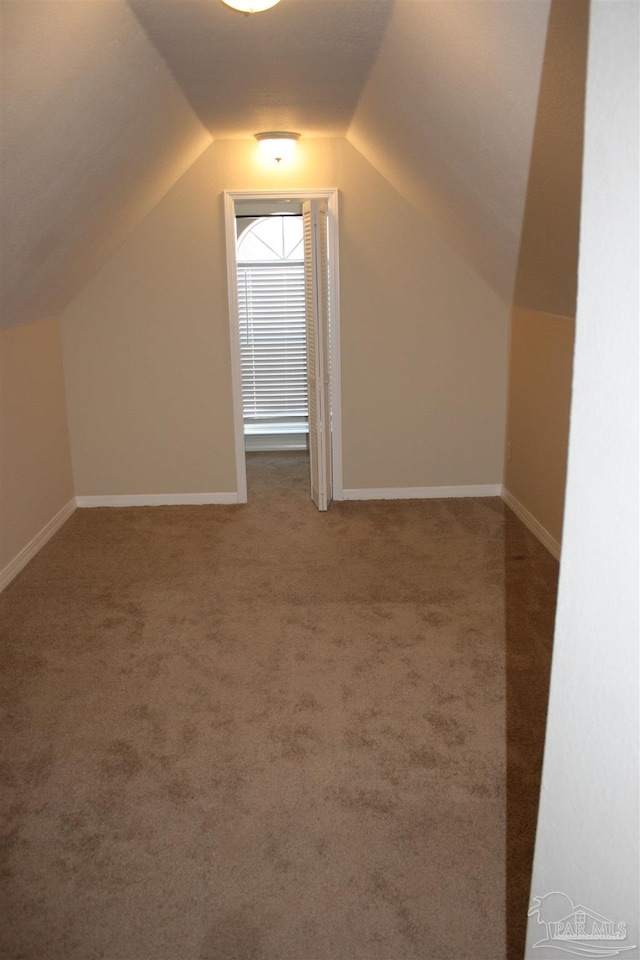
236,216,308,448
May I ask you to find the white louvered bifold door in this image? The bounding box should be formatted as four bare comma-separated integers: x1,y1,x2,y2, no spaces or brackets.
303,200,332,511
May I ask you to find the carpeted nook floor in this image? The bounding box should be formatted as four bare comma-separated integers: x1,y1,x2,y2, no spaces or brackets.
0,452,558,960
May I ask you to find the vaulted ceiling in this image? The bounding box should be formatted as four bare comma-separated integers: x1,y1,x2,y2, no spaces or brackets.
129,0,395,139
1,0,588,329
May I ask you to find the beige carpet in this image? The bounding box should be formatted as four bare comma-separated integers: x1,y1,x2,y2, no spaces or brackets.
0,453,558,960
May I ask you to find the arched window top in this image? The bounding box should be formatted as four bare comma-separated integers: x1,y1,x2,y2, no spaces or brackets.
237,215,303,263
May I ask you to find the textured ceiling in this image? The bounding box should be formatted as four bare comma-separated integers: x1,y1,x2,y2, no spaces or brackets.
348,0,553,304
1,0,588,328
0,0,212,328
128,0,395,139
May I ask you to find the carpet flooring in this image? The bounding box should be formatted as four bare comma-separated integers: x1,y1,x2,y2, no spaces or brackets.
0,453,558,960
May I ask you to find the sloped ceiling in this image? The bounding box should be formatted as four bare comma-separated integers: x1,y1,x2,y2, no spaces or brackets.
348,0,552,305
513,0,588,317
0,0,212,329
128,0,395,138
1,0,587,329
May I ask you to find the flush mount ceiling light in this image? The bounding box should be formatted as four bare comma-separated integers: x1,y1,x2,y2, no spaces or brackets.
255,131,300,163
221,0,281,12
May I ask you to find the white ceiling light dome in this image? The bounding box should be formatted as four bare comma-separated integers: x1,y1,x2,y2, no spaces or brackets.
255,132,300,163
221,0,282,13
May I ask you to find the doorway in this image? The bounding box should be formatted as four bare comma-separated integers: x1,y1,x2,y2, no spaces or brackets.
224,190,342,508
235,203,307,453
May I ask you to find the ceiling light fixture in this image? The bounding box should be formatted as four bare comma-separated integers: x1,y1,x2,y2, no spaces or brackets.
255,131,300,164
220,0,281,13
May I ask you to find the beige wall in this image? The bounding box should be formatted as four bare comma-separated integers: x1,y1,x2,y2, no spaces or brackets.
61,148,238,496
332,141,508,488
0,318,75,572
502,0,586,549
504,307,575,544
61,137,508,496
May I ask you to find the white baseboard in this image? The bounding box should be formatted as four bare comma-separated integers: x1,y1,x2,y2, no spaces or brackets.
501,486,561,559
341,484,502,501
75,492,239,507
0,498,77,593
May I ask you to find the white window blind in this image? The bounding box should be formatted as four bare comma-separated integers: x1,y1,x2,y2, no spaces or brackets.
236,216,309,432
237,261,308,425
